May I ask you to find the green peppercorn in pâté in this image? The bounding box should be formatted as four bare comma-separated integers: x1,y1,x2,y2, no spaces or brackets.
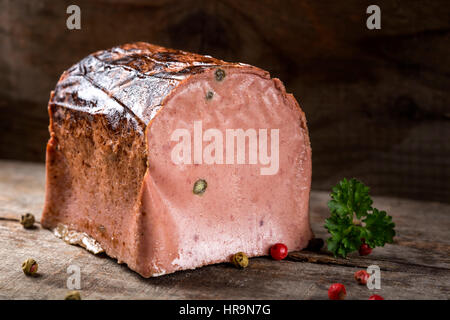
215,69,226,81
193,179,207,195
206,91,214,100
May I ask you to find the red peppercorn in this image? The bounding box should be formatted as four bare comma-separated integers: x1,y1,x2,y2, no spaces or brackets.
354,270,370,285
328,283,346,300
270,243,288,260
359,243,372,256
369,294,384,300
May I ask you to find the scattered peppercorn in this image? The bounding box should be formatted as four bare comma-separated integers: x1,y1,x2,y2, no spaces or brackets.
22,258,38,276
20,213,35,229
369,294,384,300
65,291,82,300
359,243,372,256
270,243,288,260
306,238,324,252
215,68,226,81
206,91,214,100
328,283,346,300
232,252,249,268
193,179,207,195
354,270,370,285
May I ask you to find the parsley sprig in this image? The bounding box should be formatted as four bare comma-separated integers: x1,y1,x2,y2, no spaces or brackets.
324,178,395,258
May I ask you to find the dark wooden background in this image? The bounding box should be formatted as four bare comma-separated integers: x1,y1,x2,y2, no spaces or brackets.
0,0,449,202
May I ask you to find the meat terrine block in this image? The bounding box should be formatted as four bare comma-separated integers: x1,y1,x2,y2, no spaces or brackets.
41,42,313,277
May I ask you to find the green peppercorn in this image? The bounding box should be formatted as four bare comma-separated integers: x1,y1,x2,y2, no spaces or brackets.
232,252,249,269
193,179,207,195
22,258,38,276
215,68,226,81
206,91,214,100
20,213,35,229
65,291,81,300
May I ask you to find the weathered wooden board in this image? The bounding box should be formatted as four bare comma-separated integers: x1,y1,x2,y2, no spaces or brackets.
0,160,448,299
0,0,449,202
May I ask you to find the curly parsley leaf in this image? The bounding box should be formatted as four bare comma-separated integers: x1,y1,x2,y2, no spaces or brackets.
363,208,396,248
324,178,395,258
327,178,373,219
324,215,364,258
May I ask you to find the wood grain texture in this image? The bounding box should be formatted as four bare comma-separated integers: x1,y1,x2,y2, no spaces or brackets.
0,160,448,299
0,0,449,202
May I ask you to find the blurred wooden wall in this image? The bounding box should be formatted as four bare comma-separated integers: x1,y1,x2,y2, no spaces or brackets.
0,0,449,202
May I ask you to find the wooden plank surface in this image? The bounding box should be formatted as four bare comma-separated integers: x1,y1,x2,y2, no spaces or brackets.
0,160,449,300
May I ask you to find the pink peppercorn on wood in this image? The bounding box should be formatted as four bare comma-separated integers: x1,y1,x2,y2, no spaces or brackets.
41,42,313,277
